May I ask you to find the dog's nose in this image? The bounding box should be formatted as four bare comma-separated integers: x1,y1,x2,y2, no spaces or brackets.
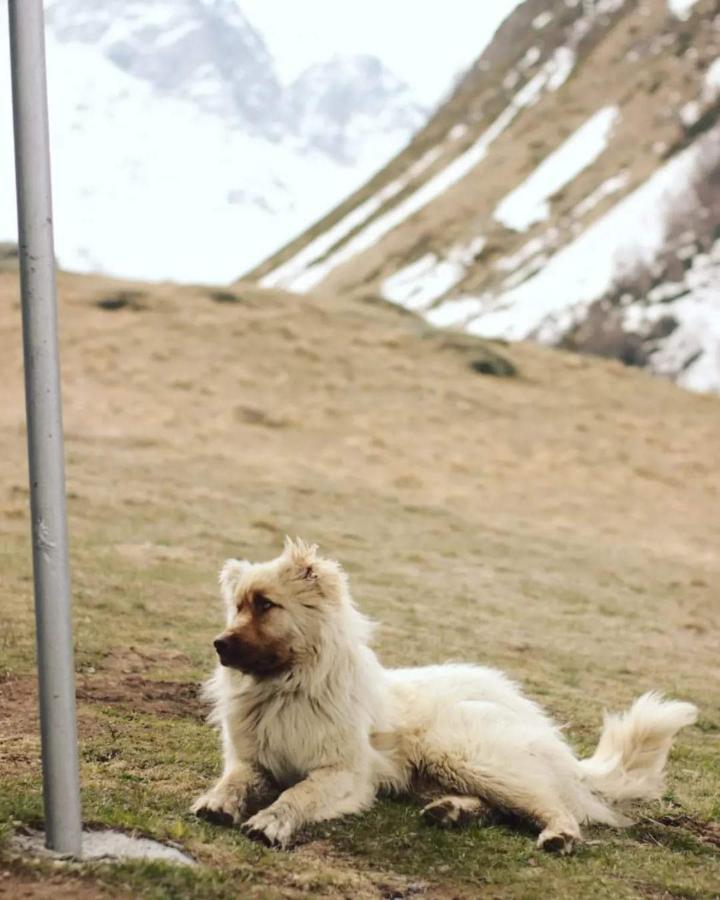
213,636,230,656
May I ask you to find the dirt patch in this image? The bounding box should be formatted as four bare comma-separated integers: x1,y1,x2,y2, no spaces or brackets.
0,865,121,899
76,674,204,721
632,812,720,856
0,670,204,773
629,881,702,900
649,814,720,850
293,841,469,900
0,677,45,775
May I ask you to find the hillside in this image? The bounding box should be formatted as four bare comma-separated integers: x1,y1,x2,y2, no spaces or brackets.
0,1,424,283
250,0,720,394
1,267,719,898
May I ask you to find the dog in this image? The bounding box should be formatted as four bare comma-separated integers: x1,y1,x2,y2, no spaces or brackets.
192,538,697,853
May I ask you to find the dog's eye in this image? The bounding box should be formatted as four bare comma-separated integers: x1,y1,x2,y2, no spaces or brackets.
253,594,276,613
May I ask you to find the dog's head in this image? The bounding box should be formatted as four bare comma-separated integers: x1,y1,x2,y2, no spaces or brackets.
212,537,353,678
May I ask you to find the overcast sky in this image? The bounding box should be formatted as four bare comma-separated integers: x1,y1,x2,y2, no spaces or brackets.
240,1,522,105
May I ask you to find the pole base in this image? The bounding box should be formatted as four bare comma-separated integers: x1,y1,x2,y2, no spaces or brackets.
10,827,195,866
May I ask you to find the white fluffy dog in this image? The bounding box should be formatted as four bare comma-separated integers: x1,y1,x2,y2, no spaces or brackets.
192,538,697,853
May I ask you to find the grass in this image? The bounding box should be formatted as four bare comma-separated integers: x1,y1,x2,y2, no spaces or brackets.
1,270,719,898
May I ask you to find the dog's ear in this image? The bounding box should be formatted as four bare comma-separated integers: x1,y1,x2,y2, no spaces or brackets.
283,536,319,582
218,558,249,603
282,537,348,602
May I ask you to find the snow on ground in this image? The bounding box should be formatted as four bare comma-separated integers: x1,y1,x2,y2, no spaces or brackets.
448,123,469,141
546,48,575,90
381,236,485,309
381,254,466,310
703,58,720,100
622,241,720,392
667,0,701,20
265,48,577,292
414,128,720,393
678,58,720,128
651,293,720,393
491,232,556,290
494,106,620,231
680,101,702,128
533,12,554,29
463,136,703,343
500,252,552,290
520,47,541,69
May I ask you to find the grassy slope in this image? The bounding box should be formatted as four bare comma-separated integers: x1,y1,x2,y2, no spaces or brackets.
0,270,719,899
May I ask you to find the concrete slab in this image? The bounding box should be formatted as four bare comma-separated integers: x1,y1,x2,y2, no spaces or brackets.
11,829,195,866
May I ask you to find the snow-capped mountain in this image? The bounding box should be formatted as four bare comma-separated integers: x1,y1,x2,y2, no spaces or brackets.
44,0,284,134
0,0,425,283
251,0,720,394
287,55,425,163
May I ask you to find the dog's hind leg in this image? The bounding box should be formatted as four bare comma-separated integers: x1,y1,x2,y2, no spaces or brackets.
419,755,581,854
421,794,493,829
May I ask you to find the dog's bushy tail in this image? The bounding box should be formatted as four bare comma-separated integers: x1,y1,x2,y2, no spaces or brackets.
579,692,697,804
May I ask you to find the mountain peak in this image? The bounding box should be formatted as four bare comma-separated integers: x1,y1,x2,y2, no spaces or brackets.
0,0,428,283
288,54,426,164
45,0,283,132
42,0,424,157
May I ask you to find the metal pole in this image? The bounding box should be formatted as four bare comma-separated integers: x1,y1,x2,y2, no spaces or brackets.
8,0,82,856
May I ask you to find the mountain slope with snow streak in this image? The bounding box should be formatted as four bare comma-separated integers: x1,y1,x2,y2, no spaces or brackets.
249,0,720,393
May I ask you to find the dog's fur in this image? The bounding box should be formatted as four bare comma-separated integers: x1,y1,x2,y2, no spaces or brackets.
192,538,697,852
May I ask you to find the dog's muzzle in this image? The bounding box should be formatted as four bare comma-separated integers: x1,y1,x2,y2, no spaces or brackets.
212,633,291,677
213,635,235,666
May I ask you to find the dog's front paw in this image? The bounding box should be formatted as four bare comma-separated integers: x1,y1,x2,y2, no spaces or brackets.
192,788,244,827
242,805,296,849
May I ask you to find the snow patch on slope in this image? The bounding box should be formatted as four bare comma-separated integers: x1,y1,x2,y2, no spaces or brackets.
425,296,485,328
381,237,486,310
381,255,466,311
403,130,720,393
464,139,703,342
667,0,701,21
703,58,720,100
622,242,720,393
546,47,576,90
494,106,619,231
533,12,554,30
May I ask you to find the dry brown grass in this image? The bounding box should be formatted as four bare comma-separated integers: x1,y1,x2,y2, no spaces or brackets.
0,270,719,898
